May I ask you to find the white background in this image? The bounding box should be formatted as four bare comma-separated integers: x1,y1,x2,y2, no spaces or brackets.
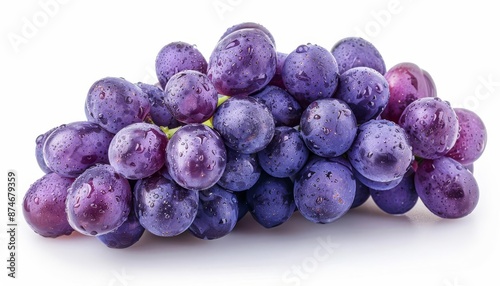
1,0,499,285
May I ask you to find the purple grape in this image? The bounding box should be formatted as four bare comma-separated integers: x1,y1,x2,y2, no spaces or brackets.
294,157,356,224
415,157,479,219
331,37,386,75
446,108,487,165
164,70,218,124
334,67,390,124
348,119,413,183
189,185,239,240
235,191,249,221
134,172,198,237
219,22,276,46
300,98,357,158
217,148,261,192
252,85,303,127
464,164,474,174
66,164,132,236
246,173,295,228
351,178,370,209
207,28,277,97
35,125,62,173
155,41,208,89
85,77,151,134
97,207,145,249
43,121,114,178
268,51,288,89
399,97,459,159
166,123,226,191
23,173,74,238
370,169,418,215
381,62,436,123
353,166,404,191
257,126,309,178
108,122,168,180
282,43,340,107
136,82,179,128
213,96,275,154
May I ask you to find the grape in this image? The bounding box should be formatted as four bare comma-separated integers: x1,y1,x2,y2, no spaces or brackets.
43,121,114,178
399,97,459,159
252,85,303,127
348,119,413,183
381,62,436,123
282,43,340,107
189,185,238,240
246,173,295,228
164,70,218,124
108,122,168,180
217,148,261,192
219,22,276,47
213,96,275,154
97,206,145,249
136,82,179,128
257,126,309,178
334,67,390,124
351,178,371,209
370,169,418,215
331,37,386,75
155,41,208,89
268,51,288,89
353,166,404,191
414,157,479,219
207,28,277,97
22,173,74,238
134,172,198,237
85,77,151,134
300,98,357,158
235,191,249,221
35,125,62,173
294,157,356,224
66,164,132,236
446,108,487,165
166,123,226,190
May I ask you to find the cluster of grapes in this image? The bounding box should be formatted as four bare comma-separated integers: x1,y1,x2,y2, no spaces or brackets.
23,22,487,248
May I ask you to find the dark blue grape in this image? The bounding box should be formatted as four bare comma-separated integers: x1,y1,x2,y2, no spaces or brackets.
217,148,261,192
189,185,238,240
134,172,198,237
334,67,389,124
300,98,357,158
235,191,248,221
213,96,275,154
97,207,145,249
252,85,303,127
370,169,418,215
331,37,386,75
258,126,309,178
246,173,295,228
282,44,339,107
294,158,356,224
351,178,370,209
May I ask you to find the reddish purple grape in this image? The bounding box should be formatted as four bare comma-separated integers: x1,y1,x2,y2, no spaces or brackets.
155,41,208,89
446,108,487,165
66,164,132,236
415,157,479,219
43,121,114,178
108,122,168,180
164,70,218,124
23,173,74,238
381,62,436,123
399,97,459,159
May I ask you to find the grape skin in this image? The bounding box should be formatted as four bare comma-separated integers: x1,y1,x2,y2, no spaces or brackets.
217,148,261,192
97,207,145,249
136,82,179,128
331,37,386,75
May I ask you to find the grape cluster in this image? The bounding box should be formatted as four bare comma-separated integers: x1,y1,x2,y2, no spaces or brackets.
23,22,488,248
